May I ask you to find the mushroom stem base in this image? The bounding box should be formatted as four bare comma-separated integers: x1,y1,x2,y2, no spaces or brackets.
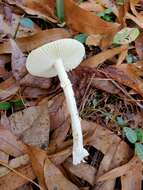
55,58,89,165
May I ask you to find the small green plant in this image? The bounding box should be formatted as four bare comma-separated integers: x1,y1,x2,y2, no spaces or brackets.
123,127,143,160
74,33,87,44
0,99,25,111
97,8,114,22
116,117,143,160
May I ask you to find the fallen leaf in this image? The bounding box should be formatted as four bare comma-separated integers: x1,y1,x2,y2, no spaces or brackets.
121,157,142,190
0,28,71,54
20,74,51,89
0,164,35,190
44,157,79,190
63,158,97,185
85,34,102,47
1,112,11,130
79,0,104,13
91,78,121,94
0,151,9,164
0,127,26,157
27,146,47,190
49,148,72,166
48,94,69,130
0,10,40,38
135,32,143,60
0,55,11,80
10,39,27,80
94,139,131,190
81,45,127,68
6,0,57,23
9,101,50,148
48,118,70,153
0,154,29,177
16,184,33,190
22,87,48,99
64,0,119,35
97,156,139,182
0,77,19,101
105,64,143,96
126,12,143,29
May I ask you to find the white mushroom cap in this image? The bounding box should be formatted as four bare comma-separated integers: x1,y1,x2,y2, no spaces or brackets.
26,38,85,78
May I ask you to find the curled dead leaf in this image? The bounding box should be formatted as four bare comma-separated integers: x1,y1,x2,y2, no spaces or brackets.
64,0,119,35
20,74,51,89
0,28,71,54
44,157,79,190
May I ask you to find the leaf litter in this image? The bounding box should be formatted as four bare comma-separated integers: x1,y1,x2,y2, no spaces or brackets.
0,0,142,190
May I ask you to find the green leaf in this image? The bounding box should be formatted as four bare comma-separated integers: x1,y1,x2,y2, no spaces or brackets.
116,116,126,127
104,8,113,14
113,27,140,44
0,102,11,110
135,143,143,160
135,129,143,143
74,34,87,43
56,0,64,22
97,12,105,17
20,18,33,28
10,99,24,107
123,127,137,144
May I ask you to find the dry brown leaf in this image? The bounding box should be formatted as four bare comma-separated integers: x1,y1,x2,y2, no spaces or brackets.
135,33,143,60
22,87,48,100
81,45,128,68
9,102,50,148
97,156,138,182
5,0,57,23
0,28,71,54
17,184,33,190
0,154,29,177
94,139,131,190
0,77,19,101
49,148,72,166
0,10,40,38
27,146,47,190
64,0,119,35
63,158,97,185
0,164,35,190
82,120,120,154
0,151,9,164
121,157,142,190
105,64,143,96
79,0,104,13
44,157,79,190
85,34,102,47
48,94,69,130
0,55,11,79
116,45,128,65
130,0,143,22
126,12,143,28
0,127,27,157
1,112,11,130
48,118,70,153
20,74,51,89
10,39,27,80
91,78,121,94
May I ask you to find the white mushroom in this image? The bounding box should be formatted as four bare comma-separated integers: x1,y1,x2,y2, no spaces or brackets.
26,38,89,165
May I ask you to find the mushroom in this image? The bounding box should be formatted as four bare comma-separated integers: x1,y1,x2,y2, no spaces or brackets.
26,38,89,165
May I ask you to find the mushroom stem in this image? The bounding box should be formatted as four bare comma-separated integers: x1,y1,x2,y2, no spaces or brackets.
54,58,89,165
